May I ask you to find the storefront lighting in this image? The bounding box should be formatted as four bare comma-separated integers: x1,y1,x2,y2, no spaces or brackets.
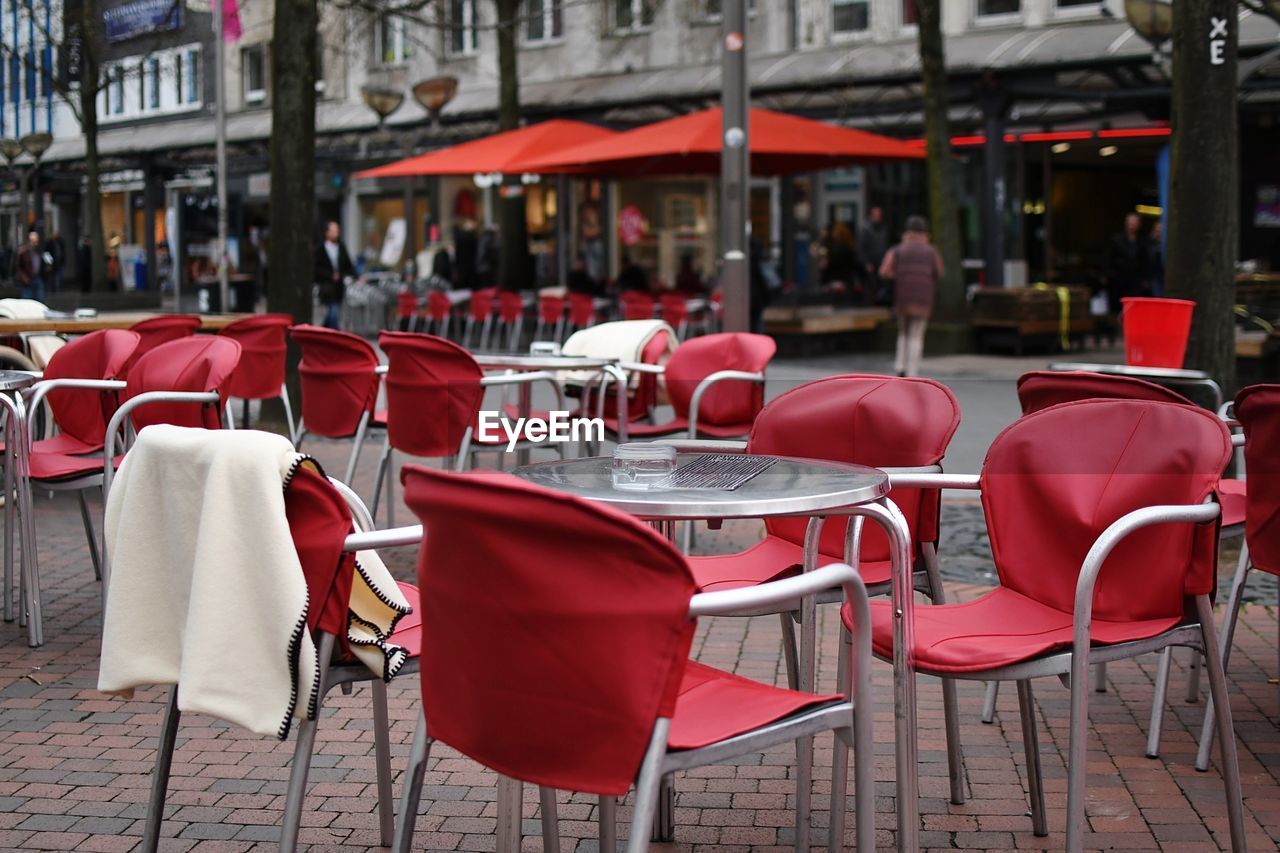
1136,204,1163,216
520,173,541,185
1099,145,1119,157
1051,142,1071,154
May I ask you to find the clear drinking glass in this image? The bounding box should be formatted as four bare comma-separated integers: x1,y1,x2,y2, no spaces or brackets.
611,442,676,491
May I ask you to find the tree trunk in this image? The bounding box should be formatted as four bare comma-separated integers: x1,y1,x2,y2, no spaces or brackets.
1166,0,1237,393
266,0,317,427
494,0,528,292
79,1,108,292
914,0,964,323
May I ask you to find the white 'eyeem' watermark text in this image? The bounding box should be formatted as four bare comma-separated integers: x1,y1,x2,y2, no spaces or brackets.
477,410,604,452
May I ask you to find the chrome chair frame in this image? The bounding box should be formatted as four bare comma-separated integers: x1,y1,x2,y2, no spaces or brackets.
885,471,1246,853
294,363,387,486
597,361,767,443
391,561,876,853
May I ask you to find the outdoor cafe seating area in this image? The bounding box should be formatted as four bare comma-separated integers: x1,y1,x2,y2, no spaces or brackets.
0,307,1277,852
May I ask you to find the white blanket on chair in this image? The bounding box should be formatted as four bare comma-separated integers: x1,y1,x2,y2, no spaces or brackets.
559,319,677,390
98,425,410,739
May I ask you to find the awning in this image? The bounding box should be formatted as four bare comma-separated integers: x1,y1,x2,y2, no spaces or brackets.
519,107,924,177
353,119,616,178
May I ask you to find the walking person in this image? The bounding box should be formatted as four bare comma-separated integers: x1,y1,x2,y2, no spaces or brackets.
879,215,941,378
314,220,355,330
16,230,45,301
858,205,889,304
45,232,65,293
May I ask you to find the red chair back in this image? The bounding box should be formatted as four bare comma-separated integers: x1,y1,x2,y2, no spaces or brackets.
1017,370,1191,414
290,324,380,439
41,329,140,449
123,336,242,431
498,291,524,322
378,331,483,458
427,291,451,322
219,313,291,401
982,399,1229,623
664,333,775,427
124,314,201,375
568,293,596,326
660,292,689,327
402,465,695,796
1234,384,1280,576
397,292,419,321
620,291,655,321
539,294,566,324
750,375,961,564
469,288,497,321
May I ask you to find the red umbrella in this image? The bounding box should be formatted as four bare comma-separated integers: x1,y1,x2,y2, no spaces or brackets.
354,119,616,178
519,107,924,177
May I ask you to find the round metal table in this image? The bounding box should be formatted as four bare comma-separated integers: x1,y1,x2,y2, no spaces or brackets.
512,453,921,851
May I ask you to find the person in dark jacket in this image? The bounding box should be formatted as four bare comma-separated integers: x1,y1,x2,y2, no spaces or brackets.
566,254,598,295
314,221,356,329
616,254,649,293
1104,212,1151,311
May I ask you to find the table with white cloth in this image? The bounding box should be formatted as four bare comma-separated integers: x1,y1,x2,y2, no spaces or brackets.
510,453,921,851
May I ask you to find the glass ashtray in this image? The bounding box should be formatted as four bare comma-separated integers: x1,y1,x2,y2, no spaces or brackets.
611,442,677,491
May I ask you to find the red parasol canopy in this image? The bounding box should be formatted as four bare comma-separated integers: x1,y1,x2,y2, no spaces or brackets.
519,107,924,177
354,119,617,179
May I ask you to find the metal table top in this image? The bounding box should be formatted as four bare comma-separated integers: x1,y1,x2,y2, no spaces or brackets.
513,453,889,520
1048,361,1213,381
474,354,616,371
0,370,37,392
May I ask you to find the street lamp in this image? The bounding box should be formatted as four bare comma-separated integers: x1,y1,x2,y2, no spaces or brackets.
412,76,458,131
0,133,53,272
1124,0,1174,51
361,86,405,127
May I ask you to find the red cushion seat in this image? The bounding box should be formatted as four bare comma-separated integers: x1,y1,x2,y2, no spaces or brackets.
688,535,893,593
668,661,840,750
1219,478,1246,530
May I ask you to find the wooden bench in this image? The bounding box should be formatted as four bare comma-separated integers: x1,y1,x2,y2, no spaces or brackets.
763,306,892,355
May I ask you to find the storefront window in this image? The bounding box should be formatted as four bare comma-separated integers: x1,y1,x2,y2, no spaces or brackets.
616,179,711,288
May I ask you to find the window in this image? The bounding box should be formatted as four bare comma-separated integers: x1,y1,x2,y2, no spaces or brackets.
8,55,18,104
184,48,200,104
1057,0,1095,5
705,0,757,16
976,0,1020,16
447,0,477,55
378,14,412,64
144,56,160,109
832,0,869,32
40,46,53,98
902,0,917,25
613,0,653,32
107,64,125,114
524,0,563,42
24,50,36,101
242,44,266,103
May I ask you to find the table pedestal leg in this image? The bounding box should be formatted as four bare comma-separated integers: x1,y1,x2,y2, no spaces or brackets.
650,774,675,842
496,776,523,853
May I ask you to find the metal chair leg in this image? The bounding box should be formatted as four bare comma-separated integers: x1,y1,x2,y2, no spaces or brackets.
369,437,391,524
1065,646,1091,853
539,786,560,853
385,447,396,528
598,796,616,853
627,722,670,853
1146,647,1173,758
279,634,334,852
3,437,14,622
923,543,965,805
463,317,475,349
830,631,852,853
141,687,181,853
1094,662,1107,693
1196,542,1251,771
78,489,102,581
280,384,297,445
981,681,999,723
1016,680,1048,837
1185,648,1201,703
778,610,800,691
344,412,372,485
392,712,432,853
1195,595,1247,852
371,680,394,847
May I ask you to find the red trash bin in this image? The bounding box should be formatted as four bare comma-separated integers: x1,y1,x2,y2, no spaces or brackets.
1121,297,1195,368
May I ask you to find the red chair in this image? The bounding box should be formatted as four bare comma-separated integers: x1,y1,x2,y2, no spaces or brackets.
13,335,240,647
423,290,453,339
122,313,201,376
659,292,706,340
219,313,296,438
396,291,421,332
567,292,600,334
393,465,876,853
1195,383,1280,771
603,332,775,441
681,375,967,803
619,290,656,321
848,399,1244,851
289,325,385,485
1006,370,1245,755
370,331,564,526
495,290,527,351
534,293,566,343
462,287,497,350
132,462,421,852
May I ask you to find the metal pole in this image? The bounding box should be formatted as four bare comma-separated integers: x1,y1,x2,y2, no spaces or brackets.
720,0,750,333
979,89,1007,289
213,0,230,313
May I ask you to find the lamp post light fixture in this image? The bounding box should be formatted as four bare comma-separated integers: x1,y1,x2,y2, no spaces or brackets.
1124,0,1174,51
361,86,405,127
0,133,54,265
19,132,52,160
412,76,458,130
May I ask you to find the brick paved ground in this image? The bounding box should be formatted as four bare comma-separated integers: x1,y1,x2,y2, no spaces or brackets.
2,432,1279,852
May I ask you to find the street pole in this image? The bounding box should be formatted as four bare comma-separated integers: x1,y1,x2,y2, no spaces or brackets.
213,0,230,313
720,0,750,333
